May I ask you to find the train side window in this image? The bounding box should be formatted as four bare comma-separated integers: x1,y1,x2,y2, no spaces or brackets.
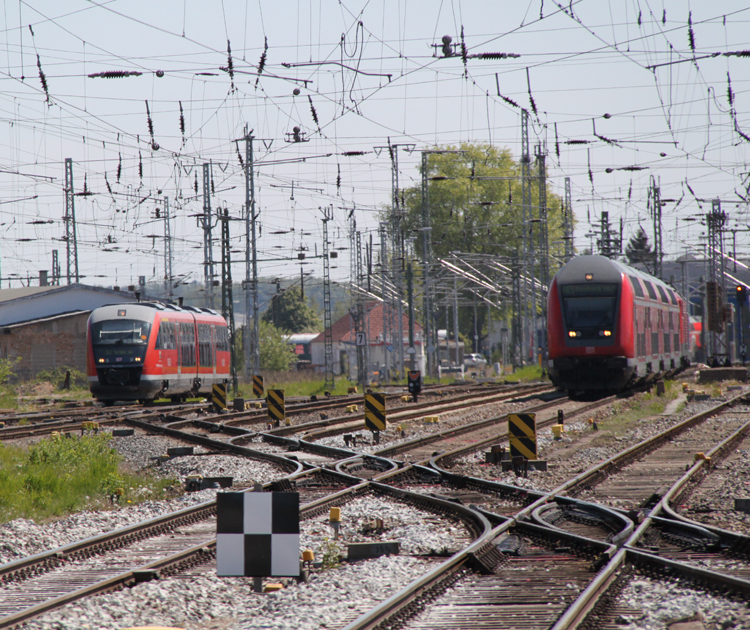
198,324,214,367
667,289,677,305
629,276,644,298
179,323,196,367
643,281,658,300
216,326,229,352
656,285,668,303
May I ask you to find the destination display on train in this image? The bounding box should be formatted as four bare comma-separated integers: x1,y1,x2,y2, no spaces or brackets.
560,283,618,297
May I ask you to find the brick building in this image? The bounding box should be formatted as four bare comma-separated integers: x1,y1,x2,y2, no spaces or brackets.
0,284,137,379
310,302,424,380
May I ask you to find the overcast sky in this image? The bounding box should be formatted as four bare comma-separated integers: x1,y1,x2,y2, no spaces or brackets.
0,0,749,293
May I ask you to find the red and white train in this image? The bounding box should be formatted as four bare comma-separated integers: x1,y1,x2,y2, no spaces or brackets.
87,302,231,405
547,255,690,394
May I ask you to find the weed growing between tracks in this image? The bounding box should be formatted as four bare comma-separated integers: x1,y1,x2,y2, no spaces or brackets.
0,433,177,523
584,380,680,445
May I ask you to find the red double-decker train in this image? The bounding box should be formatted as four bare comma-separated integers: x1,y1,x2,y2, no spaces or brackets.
547,255,690,395
87,302,230,405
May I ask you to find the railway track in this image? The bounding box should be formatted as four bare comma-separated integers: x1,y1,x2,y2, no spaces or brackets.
6,384,750,629
0,469,488,629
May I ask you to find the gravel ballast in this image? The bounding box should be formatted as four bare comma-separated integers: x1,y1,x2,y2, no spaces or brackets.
17,493,467,630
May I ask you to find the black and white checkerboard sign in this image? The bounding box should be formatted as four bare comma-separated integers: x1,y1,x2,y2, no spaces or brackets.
216,492,300,577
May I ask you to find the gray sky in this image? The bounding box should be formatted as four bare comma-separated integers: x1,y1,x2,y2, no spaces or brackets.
0,0,749,290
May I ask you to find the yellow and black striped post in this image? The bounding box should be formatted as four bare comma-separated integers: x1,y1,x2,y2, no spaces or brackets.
252,374,264,399
508,413,537,460
212,383,227,412
267,389,286,425
364,393,386,432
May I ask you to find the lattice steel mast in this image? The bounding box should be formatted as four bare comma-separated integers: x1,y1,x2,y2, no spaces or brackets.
63,158,79,284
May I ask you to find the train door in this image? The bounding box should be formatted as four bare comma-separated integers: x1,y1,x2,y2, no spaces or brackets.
175,322,182,376
211,324,217,376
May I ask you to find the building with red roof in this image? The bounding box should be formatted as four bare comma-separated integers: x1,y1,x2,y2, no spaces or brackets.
310,301,424,380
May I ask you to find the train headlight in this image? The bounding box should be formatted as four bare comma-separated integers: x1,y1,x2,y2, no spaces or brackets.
135,357,141,362
98,358,105,363
602,330,612,337
568,331,578,337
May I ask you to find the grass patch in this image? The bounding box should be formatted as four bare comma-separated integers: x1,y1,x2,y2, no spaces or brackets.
586,380,680,444
0,434,177,523
504,364,548,383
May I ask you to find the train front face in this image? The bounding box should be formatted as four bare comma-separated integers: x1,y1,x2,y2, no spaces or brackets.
547,256,635,392
87,305,160,402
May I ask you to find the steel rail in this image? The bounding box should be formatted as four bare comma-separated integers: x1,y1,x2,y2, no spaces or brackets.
0,474,490,629
342,393,749,630
550,394,750,629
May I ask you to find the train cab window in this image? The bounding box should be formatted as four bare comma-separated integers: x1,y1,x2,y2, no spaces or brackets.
628,276,644,298
643,281,658,300
656,285,668,303
91,319,151,345
179,322,196,367
559,283,619,331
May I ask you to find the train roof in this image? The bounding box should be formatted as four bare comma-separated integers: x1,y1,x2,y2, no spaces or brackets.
88,301,224,323
99,301,220,316
555,255,676,291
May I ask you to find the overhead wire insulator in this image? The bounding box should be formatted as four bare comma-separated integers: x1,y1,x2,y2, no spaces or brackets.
36,54,50,104
226,39,235,92
470,52,520,59
255,36,268,88
308,95,320,130
88,70,143,79
688,11,696,53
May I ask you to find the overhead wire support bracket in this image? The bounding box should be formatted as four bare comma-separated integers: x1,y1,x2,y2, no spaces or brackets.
282,61,392,82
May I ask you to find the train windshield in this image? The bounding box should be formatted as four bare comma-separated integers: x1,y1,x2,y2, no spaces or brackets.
91,319,151,346
560,284,618,328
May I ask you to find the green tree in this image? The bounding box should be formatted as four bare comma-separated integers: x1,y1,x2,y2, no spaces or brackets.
259,321,298,371
398,142,566,351
625,226,655,271
262,286,321,333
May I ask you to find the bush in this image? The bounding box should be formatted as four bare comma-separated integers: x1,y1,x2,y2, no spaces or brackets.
34,366,87,390
0,433,178,522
